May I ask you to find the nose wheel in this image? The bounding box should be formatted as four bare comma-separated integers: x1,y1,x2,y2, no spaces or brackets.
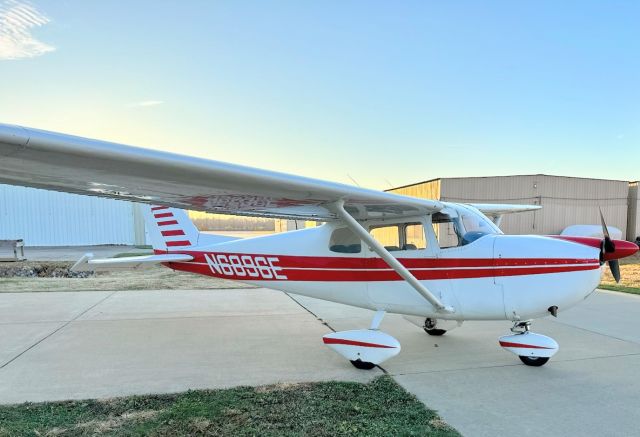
350,359,376,370
519,356,550,367
499,321,559,367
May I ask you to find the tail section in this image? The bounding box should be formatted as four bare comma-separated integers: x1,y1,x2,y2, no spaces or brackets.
142,205,201,251
142,205,239,251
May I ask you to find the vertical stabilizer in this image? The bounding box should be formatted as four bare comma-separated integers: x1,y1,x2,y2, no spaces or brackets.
141,205,200,251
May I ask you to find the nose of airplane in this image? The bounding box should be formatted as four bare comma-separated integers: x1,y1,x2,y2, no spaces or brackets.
603,239,639,261
551,236,639,261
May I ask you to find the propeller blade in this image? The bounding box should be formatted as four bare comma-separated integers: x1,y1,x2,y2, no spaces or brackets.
599,207,616,253
599,207,610,239
609,259,621,283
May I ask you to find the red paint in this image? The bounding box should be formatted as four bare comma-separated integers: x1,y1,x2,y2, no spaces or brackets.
157,220,179,226
165,240,191,247
154,212,173,219
499,340,553,350
180,251,599,270
151,206,169,211
167,259,598,282
323,337,396,349
154,249,600,282
550,235,639,261
161,230,185,237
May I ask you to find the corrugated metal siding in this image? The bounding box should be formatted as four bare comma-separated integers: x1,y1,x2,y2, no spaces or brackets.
390,179,441,201
0,184,136,246
440,175,629,235
628,182,639,241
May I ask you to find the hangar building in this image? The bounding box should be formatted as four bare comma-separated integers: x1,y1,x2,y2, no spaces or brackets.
629,181,640,241
388,174,634,239
0,185,146,246
2,175,639,246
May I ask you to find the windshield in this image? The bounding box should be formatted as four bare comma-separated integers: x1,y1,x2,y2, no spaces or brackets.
432,206,500,248
459,207,500,235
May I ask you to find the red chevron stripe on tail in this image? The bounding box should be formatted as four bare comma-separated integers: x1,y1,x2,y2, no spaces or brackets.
143,205,200,250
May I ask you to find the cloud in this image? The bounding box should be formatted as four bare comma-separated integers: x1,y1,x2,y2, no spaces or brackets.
0,0,55,60
127,100,165,108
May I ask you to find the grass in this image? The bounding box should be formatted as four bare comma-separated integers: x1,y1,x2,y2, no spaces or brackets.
0,376,459,437
599,253,640,295
599,284,640,295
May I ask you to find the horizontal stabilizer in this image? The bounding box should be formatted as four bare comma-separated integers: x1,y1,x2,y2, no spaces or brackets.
470,203,541,216
71,253,193,272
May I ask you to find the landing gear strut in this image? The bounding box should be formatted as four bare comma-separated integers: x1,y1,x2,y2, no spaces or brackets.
499,320,559,367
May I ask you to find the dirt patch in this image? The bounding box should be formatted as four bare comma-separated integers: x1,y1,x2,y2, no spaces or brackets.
74,409,162,433
0,262,92,278
601,262,640,291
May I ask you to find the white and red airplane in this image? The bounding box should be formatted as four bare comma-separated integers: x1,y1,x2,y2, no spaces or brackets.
0,123,637,369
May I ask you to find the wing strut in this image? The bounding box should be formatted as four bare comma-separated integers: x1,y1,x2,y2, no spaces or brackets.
331,200,454,314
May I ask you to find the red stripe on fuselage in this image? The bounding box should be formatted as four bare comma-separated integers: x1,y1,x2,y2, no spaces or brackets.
165,256,599,282
158,250,599,281
151,206,169,211
178,251,598,270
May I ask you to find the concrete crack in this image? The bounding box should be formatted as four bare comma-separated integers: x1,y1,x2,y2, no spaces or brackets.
0,291,117,369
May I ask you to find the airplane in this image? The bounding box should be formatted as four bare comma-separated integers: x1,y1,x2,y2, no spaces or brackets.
0,123,637,369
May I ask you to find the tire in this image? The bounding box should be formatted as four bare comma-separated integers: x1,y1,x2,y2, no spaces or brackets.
519,356,550,367
350,360,376,370
423,318,447,336
424,328,447,336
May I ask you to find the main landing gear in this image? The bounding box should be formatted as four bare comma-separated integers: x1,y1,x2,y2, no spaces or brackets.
423,318,447,336
499,321,559,367
322,310,401,370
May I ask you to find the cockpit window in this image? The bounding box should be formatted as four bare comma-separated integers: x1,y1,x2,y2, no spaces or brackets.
405,223,427,250
432,212,463,248
433,208,499,249
369,223,427,252
370,225,401,251
329,227,361,253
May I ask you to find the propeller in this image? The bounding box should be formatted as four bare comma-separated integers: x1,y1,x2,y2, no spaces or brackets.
599,208,621,283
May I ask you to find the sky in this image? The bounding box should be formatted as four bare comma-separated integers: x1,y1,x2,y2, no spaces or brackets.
0,0,638,189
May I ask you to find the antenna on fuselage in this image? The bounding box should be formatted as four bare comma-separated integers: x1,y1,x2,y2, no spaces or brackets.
347,174,361,187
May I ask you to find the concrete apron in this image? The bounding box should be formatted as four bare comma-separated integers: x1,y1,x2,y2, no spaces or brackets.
0,289,379,404
2,287,640,437
290,290,640,437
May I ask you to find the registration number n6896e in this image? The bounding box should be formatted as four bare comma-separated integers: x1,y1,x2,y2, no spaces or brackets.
204,253,287,280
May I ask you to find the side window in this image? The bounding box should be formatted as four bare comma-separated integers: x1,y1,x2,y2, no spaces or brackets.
329,227,361,253
370,225,401,251
432,212,463,249
404,223,426,250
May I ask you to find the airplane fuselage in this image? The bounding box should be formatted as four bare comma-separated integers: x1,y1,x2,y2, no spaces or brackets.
163,223,603,322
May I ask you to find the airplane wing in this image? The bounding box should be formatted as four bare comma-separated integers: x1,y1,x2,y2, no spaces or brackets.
470,203,541,227
0,124,443,221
